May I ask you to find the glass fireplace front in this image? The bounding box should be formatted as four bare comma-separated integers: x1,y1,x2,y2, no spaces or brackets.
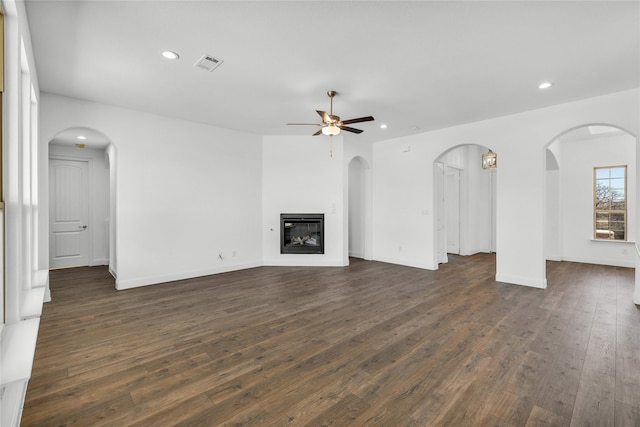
280,213,324,254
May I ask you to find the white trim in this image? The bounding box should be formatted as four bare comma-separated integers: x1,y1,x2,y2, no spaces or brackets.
0,318,40,427
495,274,547,289
115,261,263,290
372,256,435,271
560,256,634,269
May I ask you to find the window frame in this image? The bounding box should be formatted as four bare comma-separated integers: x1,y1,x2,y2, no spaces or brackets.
593,165,627,241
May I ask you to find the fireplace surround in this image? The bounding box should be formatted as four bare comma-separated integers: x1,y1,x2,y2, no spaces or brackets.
280,213,324,254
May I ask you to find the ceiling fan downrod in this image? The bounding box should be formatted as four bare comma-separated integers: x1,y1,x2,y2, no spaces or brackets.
327,90,337,117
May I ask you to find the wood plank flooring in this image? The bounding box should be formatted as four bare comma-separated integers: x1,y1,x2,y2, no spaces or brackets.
22,254,640,426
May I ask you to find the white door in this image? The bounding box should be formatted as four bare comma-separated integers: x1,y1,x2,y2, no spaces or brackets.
49,158,90,268
435,163,447,264
445,167,460,255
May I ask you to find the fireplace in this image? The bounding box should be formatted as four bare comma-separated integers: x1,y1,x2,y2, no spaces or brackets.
280,213,324,254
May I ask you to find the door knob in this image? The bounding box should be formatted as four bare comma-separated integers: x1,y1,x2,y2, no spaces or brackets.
79,225,87,229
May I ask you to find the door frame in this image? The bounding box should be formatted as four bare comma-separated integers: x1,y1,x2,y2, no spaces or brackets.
445,166,462,255
435,162,448,264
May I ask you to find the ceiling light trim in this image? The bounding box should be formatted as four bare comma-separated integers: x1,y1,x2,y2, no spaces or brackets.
161,50,180,60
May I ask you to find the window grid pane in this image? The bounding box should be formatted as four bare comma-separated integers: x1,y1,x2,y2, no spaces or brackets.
594,165,626,241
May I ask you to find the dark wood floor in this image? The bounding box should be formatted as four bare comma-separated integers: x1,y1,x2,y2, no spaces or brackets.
22,254,640,426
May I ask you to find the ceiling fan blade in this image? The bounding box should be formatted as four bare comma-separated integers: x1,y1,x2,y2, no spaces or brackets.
312,129,323,136
287,123,322,126
341,116,375,125
316,110,331,124
339,125,364,134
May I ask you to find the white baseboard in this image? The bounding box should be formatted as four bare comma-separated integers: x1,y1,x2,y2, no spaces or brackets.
115,261,262,290
495,273,547,289
558,256,634,268
372,255,436,271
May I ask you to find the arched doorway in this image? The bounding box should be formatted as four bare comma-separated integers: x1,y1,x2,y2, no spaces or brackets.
544,124,636,273
434,144,496,267
48,127,117,280
348,156,372,260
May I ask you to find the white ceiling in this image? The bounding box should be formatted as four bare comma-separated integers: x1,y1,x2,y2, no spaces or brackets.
25,1,640,145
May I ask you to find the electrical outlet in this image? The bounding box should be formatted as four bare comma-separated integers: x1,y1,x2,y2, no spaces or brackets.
232,250,236,257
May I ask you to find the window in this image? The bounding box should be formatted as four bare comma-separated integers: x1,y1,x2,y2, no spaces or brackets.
594,165,626,240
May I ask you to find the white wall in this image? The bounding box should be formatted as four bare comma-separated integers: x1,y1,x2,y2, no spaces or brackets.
49,144,110,266
373,89,639,288
39,93,263,289
344,138,373,262
107,143,117,278
557,132,636,267
348,157,366,258
545,168,561,260
465,145,493,255
262,135,346,266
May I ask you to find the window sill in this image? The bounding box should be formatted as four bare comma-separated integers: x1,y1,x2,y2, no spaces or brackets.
590,239,635,244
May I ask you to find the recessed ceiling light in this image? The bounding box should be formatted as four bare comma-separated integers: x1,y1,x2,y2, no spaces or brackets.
76,135,87,140
538,81,553,89
380,124,388,129
161,50,180,60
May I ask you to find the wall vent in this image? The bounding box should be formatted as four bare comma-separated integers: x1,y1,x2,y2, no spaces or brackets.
194,54,224,72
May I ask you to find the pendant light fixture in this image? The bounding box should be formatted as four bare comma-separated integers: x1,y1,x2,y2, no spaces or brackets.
482,149,497,169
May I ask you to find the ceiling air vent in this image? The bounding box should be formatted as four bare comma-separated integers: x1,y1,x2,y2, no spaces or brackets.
194,54,224,72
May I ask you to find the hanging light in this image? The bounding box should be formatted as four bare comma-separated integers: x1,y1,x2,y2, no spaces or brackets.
482,149,497,169
322,124,341,136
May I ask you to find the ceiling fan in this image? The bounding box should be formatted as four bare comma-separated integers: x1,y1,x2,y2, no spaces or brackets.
287,90,374,137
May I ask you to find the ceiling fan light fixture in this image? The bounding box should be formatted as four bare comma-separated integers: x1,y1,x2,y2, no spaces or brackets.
322,125,341,136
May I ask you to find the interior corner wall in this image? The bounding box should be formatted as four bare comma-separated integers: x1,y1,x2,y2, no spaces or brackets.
348,158,366,259
344,139,374,262
545,168,561,260
373,88,640,288
106,143,117,278
39,93,263,289
262,135,347,266
465,144,492,255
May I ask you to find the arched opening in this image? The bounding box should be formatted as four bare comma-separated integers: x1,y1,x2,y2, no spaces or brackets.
348,156,371,260
48,127,117,284
434,144,496,267
544,124,636,280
